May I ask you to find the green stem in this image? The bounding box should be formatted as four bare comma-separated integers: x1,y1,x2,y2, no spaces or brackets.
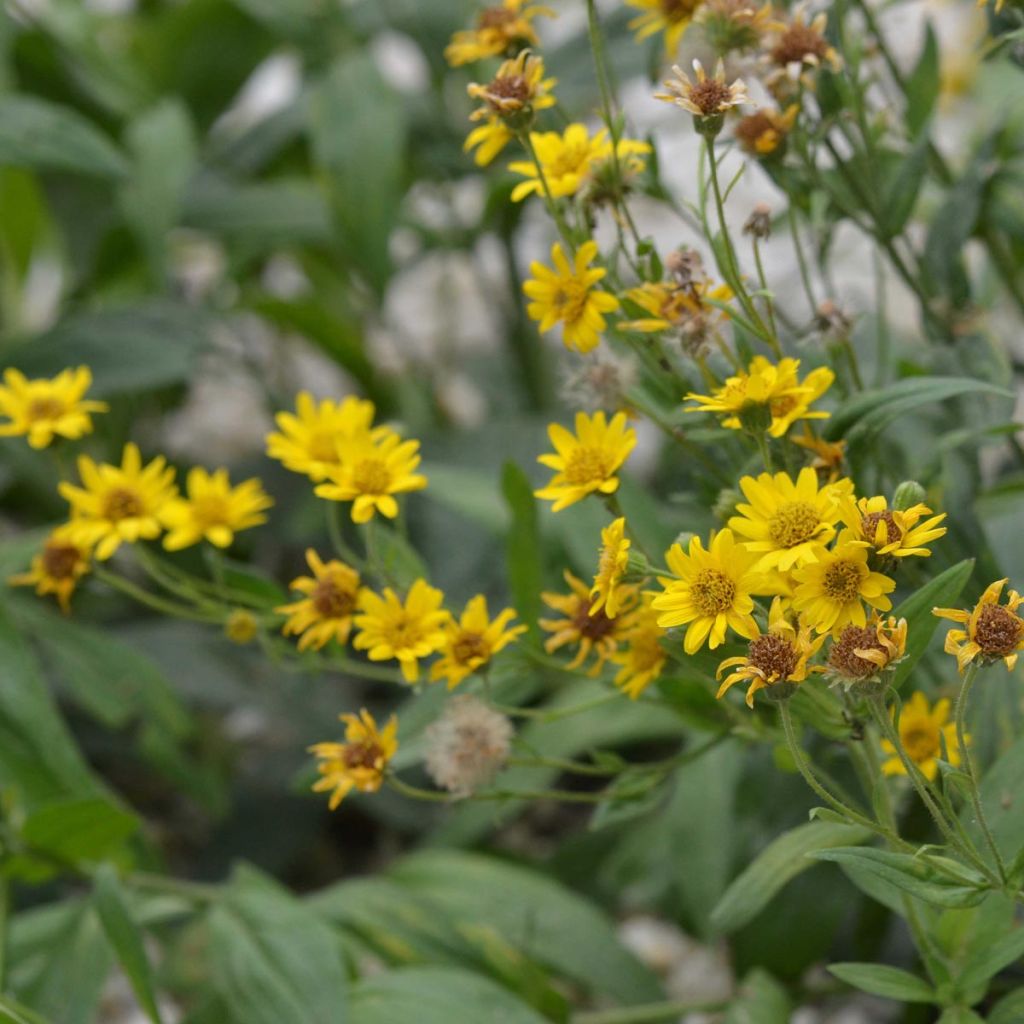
517,130,575,249
326,503,365,570
754,431,775,473
572,999,728,1024
955,664,1008,883
94,566,222,623
752,236,781,352
129,871,219,903
787,204,818,316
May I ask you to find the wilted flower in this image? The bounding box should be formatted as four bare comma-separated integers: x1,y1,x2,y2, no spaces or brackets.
656,60,749,135
934,579,1024,673
743,202,773,238
826,615,908,685
424,695,513,797
467,50,556,127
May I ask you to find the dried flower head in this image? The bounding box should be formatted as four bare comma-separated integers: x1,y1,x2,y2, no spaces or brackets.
743,203,773,238
656,60,749,126
424,696,513,797
826,615,907,685
560,351,637,413
934,579,1024,673
467,50,556,126
765,6,841,94
815,299,854,339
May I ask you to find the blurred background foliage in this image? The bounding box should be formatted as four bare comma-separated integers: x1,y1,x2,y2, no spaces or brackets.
1,0,1024,1021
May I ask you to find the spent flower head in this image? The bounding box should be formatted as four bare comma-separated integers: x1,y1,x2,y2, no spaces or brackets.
424,695,513,797
467,50,556,128
934,579,1024,673
656,60,749,135
826,615,908,686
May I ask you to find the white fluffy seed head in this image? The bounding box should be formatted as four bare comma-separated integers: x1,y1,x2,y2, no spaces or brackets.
424,695,514,798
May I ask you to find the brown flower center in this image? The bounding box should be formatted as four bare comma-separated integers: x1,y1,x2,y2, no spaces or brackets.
862,510,902,546
103,487,144,522
735,112,780,153
312,577,355,619
489,74,530,103
691,568,736,616
768,501,820,549
748,632,800,680
828,624,883,678
772,24,829,66
42,542,82,579
688,78,733,116
27,396,66,421
452,631,490,664
573,602,615,640
974,604,1024,658
343,740,383,771
822,560,863,602
660,0,701,20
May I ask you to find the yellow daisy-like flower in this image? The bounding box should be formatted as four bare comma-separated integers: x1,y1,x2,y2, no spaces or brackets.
541,569,639,675
9,526,92,614
0,366,107,450
791,533,896,636
838,495,947,559
464,116,515,166
652,528,761,654
590,517,631,618
508,124,649,202
716,597,824,707
655,59,749,118
467,49,556,122
765,6,842,89
309,709,398,810
934,578,1024,673
276,549,363,652
58,443,178,561
534,411,637,512
314,432,428,524
444,0,554,67
430,595,526,689
697,0,773,55
523,241,620,355
618,278,733,333
881,692,963,782
266,392,386,483
626,0,702,55
728,466,845,572
826,614,908,684
159,467,272,551
610,593,667,698
734,105,798,155
353,580,449,683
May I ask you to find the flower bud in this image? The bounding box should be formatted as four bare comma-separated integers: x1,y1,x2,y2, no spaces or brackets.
225,609,259,645
892,480,927,512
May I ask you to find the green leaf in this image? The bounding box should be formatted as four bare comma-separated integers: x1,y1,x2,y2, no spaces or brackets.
0,95,127,179
812,847,988,909
388,850,661,1004
20,797,138,872
422,463,507,533
349,966,548,1024
989,987,1024,1024
368,522,429,589
0,996,52,1024
882,136,929,236
711,822,870,934
906,24,940,137
956,922,1024,995
502,462,543,637
93,866,163,1024
828,962,936,1003
207,865,348,1024
723,969,792,1024
7,301,209,396
968,734,1024,862
890,559,974,690
935,1010,985,1024
307,52,407,293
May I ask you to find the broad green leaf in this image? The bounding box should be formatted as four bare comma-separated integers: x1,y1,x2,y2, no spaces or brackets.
890,559,973,690
0,95,127,178
93,866,163,1024
389,850,661,1004
882,136,929,236
711,822,870,934
906,24,940,137
6,301,209,396
956,921,1024,995
828,963,936,1003
350,966,548,1024
812,848,988,910
502,461,543,636
722,969,791,1024
990,987,1024,1024
20,797,137,871
207,865,348,1024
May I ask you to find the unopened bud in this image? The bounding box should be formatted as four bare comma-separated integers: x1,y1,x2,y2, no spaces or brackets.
225,609,259,645
892,480,927,511
743,203,773,239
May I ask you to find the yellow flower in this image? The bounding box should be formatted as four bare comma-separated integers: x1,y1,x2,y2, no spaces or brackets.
276,549,363,652
535,411,637,511
431,595,526,689
266,392,385,483
934,579,1024,673
464,116,514,166
353,580,449,683
58,443,178,560
826,614,907,684
881,692,963,782
444,0,554,67
309,709,398,810
838,495,947,559
314,432,428,523
652,528,761,654
793,428,846,484
159,467,272,551
619,278,733,333
611,594,667,698
656,59,749,118
728,466,845,572
509,124,644,202
540,569,638,675
9,526,92,614
733,105,798,155
791,534,895,636
523,241,620,354
467,50,556,122
590,517,631,618
626,0,702,54
685,356,833,438
716,597,824,707
0,366,107,450
697,0,773,54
